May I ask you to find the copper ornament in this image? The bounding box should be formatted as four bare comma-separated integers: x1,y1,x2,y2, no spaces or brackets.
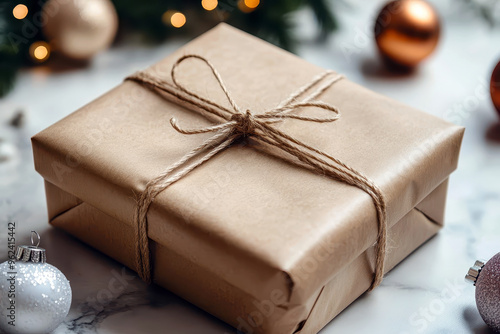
490,61,500,116
374,0,440,67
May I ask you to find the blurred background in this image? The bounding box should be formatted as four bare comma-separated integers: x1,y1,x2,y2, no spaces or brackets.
1,0,500,333
0,0,339,96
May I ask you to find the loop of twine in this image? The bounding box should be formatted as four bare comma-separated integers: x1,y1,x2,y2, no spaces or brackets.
126,54,387,290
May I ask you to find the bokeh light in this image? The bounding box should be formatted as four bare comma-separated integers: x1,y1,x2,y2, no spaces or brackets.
238,0,260,13
202,0,218,11
29,41,50,63
12,4,28,20
245,0,260,9
170,12,186,28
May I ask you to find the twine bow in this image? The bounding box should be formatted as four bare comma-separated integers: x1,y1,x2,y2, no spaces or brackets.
126,54,388,290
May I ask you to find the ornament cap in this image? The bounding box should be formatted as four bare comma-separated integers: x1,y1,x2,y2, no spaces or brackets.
465,259,486,285
15,231,47,264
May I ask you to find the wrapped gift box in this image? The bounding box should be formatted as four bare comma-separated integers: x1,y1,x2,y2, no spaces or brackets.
32,24,464,334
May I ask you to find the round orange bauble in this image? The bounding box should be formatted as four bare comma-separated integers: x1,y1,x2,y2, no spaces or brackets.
491,61,500,116
374,0,440,67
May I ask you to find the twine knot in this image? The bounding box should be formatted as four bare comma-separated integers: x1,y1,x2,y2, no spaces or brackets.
126,54,387,292
231,110,256,136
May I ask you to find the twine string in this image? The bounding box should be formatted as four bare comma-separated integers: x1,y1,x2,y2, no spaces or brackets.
126,55,387,290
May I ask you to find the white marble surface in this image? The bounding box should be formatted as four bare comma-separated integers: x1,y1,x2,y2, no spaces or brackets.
1,0,500,333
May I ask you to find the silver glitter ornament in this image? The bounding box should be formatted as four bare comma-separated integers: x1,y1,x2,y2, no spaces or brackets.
0,231,72,334
466,253,500,332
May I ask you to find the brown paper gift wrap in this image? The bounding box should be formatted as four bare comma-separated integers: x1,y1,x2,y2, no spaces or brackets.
32,24,464,334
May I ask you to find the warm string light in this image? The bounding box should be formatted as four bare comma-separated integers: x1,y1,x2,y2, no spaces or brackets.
29,41,50,63
12,4,28,20
238,0,260,13
162,10,186,28
202,0,218,11
245,0,260,9
171,12,186,28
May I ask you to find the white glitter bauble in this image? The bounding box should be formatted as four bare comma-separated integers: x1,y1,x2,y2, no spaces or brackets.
0,244,72,334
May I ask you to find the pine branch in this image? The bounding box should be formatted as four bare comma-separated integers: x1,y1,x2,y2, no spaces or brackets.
0,2,21,97
307,0,338,37
0,0,339,97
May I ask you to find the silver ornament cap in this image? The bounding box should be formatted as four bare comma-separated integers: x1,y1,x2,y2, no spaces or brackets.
15,231,46,263
465,259,485,285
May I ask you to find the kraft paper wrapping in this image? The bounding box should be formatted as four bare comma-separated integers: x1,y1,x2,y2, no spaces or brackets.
32,24,464,334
